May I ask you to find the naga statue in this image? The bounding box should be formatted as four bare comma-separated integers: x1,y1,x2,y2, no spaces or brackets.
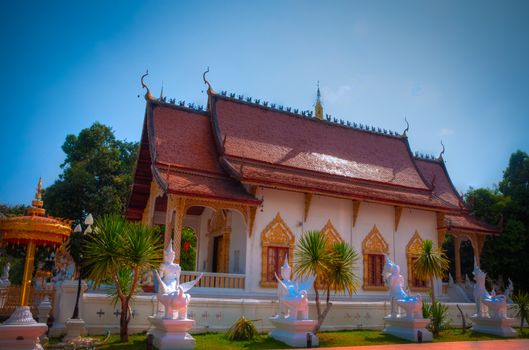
154,240,202,320
473,259,508,319
274,255,315,320
383,255,422,319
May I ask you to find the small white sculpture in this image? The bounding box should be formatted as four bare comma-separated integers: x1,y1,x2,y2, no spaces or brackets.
473,259,507,319
0,263,10,287
383,255,422,319
274,256,315,320
154,240,202,320
504,278,514,304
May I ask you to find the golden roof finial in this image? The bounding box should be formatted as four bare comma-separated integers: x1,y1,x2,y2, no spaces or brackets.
314,81,323,120
203,67,216,95
36,177,42,201
141,70,154,101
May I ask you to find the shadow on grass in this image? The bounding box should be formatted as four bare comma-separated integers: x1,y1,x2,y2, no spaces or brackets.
362,334,410,344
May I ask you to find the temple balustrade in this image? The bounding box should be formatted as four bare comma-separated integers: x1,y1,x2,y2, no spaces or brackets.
0,285,55,321
180,271,245,289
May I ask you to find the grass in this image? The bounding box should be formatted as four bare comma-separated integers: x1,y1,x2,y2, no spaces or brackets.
45,328,529,349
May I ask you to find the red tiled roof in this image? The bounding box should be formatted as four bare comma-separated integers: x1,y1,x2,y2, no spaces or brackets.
445,214,500,235
151,105,224,175
230,159,460,211
157,168,259,204
414,158,463,208
125,101,260,221
212,97,430,191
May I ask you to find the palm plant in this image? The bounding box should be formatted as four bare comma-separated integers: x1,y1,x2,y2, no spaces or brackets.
513,291,529,334
226,316,258,341
295,230,360,333
412,239,449,303
83,215,163,342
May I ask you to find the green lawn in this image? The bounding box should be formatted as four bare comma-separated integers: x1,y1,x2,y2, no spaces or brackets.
45,329,529,349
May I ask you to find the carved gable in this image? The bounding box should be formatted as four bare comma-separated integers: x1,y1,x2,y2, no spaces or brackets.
321,220,343,245
362,225,389,254
261,213,295,247
406,230,424,257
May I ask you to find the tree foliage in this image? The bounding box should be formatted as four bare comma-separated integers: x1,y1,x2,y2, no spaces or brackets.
43,122,138,220
466,150,529,292
83,215,163,342
413,239,449,304
295,230,360,333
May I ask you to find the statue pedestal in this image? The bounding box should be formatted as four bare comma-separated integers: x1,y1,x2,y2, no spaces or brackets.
269,317,319,348
147,317,195,350
471,315,517,337
383,315,432,342
0,306,48,350
63,318,86,342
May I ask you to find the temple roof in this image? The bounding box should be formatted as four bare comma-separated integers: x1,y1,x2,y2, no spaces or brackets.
126,84,501,228
212,96,431,191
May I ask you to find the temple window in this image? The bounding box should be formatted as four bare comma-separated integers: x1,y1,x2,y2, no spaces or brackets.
260,213,295,288
407,230,429,291
362,225,389,291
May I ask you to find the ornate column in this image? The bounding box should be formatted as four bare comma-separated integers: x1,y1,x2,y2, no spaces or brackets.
164,195,186,264
142,180,163,226
454,236,462,284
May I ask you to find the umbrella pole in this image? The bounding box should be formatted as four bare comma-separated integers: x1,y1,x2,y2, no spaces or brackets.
20,241,36,306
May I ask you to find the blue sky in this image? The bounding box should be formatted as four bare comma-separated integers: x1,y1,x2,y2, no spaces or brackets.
1,1,528,206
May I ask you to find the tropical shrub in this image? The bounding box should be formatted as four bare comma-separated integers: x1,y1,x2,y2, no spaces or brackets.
180,227,197,271
413,240,449,303
226,316,258,341
295,230,360,333
513,291,529,334
422,301,450,337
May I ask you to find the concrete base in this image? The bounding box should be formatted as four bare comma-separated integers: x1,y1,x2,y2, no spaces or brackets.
269,317,319,348
148,316,195,350
0,306,48,350
63,318,86,342
471,315,517,337
383,315,433,342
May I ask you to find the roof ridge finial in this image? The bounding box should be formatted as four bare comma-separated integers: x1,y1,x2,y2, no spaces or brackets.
314,80,323,120
439,140,445,160
403,117,409,137
141,70,154,101
159,81,164,100
203,67,216,95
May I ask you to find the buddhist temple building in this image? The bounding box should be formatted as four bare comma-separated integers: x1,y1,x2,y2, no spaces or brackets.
126,73,498,299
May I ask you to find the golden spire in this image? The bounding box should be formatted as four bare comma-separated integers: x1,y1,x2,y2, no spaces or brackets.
27,177,45,216
314,81,323,120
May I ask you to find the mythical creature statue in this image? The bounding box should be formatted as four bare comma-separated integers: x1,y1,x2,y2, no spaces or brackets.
504,278,514,304
0,262,10,287
383,255,423,319
274,255,315,320
154,240,202,320
473,259,507,319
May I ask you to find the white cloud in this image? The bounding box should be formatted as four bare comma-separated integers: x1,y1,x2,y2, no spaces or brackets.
321,85,352,104
439,128,455,137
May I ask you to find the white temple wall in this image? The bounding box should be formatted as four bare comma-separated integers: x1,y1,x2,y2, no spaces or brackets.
246,187,440,297
73,293,516,336
248,187,304,293
230,211,246,274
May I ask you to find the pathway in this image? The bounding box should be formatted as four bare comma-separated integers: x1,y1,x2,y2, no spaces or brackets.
315,339,529,350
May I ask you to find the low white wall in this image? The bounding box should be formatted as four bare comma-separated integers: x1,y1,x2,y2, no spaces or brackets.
63,292,519,336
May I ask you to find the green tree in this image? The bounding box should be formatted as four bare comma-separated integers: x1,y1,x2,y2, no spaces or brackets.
295,230,360,333
83,216,162,342
466,150,529,292
413,240,449,304
513,291,529,334
180,227,197,271
0,204,29,217
43,122,138,220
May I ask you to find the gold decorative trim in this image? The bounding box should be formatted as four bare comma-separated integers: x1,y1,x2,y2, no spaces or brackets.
320,220,343,245
394,206,403,232
436,212,447,245
304,193,313,222
352,200,361,227
260,213,295,288
406,230,429,292
362,225,389,291
142,180,163,225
